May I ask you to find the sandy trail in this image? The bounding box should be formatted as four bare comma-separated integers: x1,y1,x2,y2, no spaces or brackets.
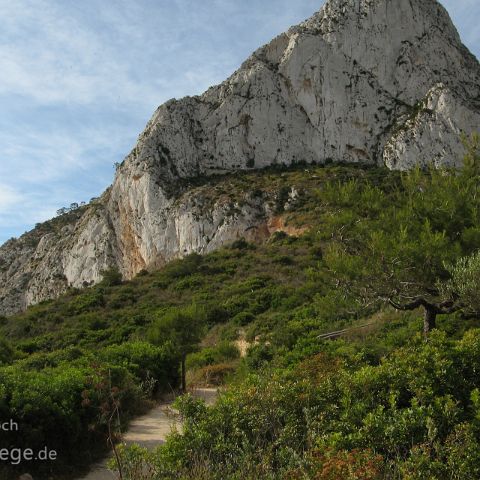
76,388,217,480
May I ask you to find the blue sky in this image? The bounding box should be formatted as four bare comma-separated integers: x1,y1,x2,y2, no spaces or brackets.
0,0,478,245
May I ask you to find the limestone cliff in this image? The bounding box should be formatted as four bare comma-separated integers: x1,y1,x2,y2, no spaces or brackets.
1,0,479,315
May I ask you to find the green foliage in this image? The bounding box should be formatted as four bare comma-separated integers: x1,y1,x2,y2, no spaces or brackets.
107,443,154,480
0,342,178,476
100,341,179,390
67,290,105,314
463,132,480,174
186,342,240,370
0,362,129,474
149,304,206,356
442,250,480,315
4,159,480,478
100,267,123,286
320,163,480,322
114,331,480,479
149,304,207,390
162,253,203,279
0,338,16,365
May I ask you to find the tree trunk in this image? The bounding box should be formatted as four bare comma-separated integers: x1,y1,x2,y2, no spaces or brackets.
423,306,437,337
181,354,187,393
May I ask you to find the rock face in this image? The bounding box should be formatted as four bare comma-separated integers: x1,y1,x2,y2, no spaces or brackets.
1,0,479,315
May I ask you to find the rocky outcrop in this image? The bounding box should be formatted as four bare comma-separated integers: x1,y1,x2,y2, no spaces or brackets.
1,0,479,315
0,184,292,315
384,84,480,169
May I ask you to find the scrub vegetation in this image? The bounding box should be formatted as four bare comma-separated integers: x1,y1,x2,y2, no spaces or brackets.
1,137,480,479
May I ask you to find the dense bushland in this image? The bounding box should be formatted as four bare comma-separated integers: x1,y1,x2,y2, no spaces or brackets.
121,330,480,479
109,140,480,479
1,139,480,478
0,341,179,478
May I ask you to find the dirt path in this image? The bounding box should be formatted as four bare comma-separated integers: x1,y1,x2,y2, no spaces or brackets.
76,388,217,480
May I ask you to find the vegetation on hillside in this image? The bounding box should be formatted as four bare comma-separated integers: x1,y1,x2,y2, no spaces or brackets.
1,137,480,479
122,330,480,479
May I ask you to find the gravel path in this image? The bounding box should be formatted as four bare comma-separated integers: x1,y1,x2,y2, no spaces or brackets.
76,388,217,480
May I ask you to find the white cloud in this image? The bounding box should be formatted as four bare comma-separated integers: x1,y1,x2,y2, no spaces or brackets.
0,122,130,183
0,0,169,108
0,1,228,110
0,184,21,211
0,0,325,110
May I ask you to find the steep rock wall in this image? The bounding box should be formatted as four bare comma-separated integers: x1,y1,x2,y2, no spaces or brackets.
1,0,479,315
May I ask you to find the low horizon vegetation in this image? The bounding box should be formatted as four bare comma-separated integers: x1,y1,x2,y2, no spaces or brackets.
1,136,480,479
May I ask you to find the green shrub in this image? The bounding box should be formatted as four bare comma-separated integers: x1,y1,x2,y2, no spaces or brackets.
4,161,480,478
123,329,480,479
186,342,240,370
100,267,123,286
0,338,16,365
232,311,255,326
101,341,179,390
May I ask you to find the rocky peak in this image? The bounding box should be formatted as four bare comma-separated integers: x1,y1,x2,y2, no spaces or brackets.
117,0,478,186
300,0,479,101
1,0,479,315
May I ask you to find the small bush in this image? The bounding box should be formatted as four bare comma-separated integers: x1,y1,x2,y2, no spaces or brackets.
100,267,123,286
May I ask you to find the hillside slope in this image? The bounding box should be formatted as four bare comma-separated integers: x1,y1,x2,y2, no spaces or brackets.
1,0,479,315
3,160,480,478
